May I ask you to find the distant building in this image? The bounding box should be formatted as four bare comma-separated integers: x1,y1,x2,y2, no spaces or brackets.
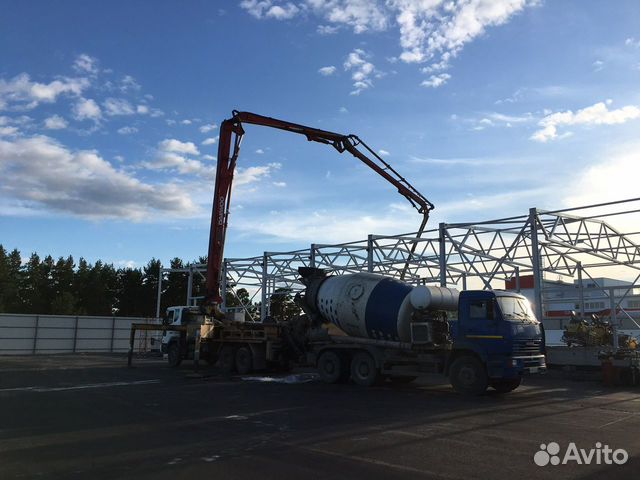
504,275,640,329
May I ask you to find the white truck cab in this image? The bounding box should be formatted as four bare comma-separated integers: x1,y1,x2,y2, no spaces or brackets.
160,306,201,365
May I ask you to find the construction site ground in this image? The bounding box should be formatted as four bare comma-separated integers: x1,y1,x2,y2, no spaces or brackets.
1,354,638,479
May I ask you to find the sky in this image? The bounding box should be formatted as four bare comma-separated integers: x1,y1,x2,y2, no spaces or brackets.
0,0,639,269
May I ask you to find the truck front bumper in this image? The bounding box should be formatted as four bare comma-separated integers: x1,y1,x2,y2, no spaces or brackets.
487,354,546,378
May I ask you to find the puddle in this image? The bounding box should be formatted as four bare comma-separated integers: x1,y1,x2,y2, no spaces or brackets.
241,373,319,384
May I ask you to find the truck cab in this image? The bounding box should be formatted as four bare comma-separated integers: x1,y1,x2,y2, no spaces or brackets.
447,290,546,393
160,306,202,366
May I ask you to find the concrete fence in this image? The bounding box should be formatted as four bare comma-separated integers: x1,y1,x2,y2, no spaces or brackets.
0,313,161,355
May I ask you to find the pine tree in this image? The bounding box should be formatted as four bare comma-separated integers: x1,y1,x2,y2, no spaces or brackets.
142,259,162,317
162,257,189,311
0,245,8,312
5,249,23,312
21,253,51,314
51,256,78,314
116,267,146,317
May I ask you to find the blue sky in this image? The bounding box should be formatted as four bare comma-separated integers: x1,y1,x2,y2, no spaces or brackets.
1,0,639,268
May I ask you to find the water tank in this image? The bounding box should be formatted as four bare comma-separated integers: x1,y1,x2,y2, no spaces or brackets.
310,272,459,342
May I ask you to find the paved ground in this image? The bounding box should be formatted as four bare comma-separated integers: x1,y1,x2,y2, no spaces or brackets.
0,354,638,479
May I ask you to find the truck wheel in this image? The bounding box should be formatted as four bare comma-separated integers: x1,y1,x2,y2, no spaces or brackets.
317,350,343,384
351,352,380,387
167,343,182,367
491,377,521,393
235,346,253,375
450,356,488,395
218,345,236,374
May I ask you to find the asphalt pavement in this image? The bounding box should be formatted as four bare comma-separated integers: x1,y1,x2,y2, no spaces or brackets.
0,354,638,479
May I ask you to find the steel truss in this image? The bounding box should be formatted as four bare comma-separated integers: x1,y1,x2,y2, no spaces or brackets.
218,198,640,329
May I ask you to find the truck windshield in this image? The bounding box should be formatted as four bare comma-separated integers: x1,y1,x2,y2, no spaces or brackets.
496,295,536,322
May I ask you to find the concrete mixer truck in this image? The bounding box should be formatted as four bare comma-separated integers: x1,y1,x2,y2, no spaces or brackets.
135,110,546,395
294,268,546,394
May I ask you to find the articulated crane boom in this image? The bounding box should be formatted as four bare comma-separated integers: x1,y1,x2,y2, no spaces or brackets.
205,110,434,313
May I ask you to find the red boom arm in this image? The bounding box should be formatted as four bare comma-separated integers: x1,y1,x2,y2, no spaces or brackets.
205,110,434,311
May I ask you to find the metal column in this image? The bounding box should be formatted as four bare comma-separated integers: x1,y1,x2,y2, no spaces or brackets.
260,252,269,321
438,223,447,287
529,208,544,322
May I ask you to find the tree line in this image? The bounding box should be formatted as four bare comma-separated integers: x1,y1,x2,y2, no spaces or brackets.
0,245,300,319
0,245,205,317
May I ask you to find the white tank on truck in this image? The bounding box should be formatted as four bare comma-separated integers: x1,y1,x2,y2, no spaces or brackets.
301,268,459,343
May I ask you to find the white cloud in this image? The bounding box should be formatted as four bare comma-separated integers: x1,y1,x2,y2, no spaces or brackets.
317,24,339,35
120,75,141,92
146,151,214,178
344,49,376,94
117,126,138,135
392,0,533,66
273,181,287,187
44,115,68,130
0,73,89,110
468,111,534,130
103,97,135,116
339,106,348,113
159,138,200,155
202,137,217,146
241,1,535,86
0,116,19,137
72,54,99,75
318,65,337,76
306,0,388,34
564,144,640,208
240,1,300,20
378,149,390,156
531,101,640,142
73,98,102,122
136,104,149,114
181,119,192,125
625,37,640,48
199,123,218,133
0,135,195,220
144,139,211,178
255,148,265,154
116,260,138,269
267,3,300,19
235,162,282,186
234,205,417,244
592,60,604,72
421,73,451,88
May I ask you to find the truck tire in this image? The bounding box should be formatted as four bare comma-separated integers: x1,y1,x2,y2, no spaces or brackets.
235,346,253,375
450,356,488,395
218,345,236,374
167,343,182,367
351,352,380,387
491,377,521,393
317,350,343,384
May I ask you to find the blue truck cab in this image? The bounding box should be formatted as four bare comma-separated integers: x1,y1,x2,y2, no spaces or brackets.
447,290,546,393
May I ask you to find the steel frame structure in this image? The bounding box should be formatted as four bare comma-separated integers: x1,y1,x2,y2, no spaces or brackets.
161,198,640,343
